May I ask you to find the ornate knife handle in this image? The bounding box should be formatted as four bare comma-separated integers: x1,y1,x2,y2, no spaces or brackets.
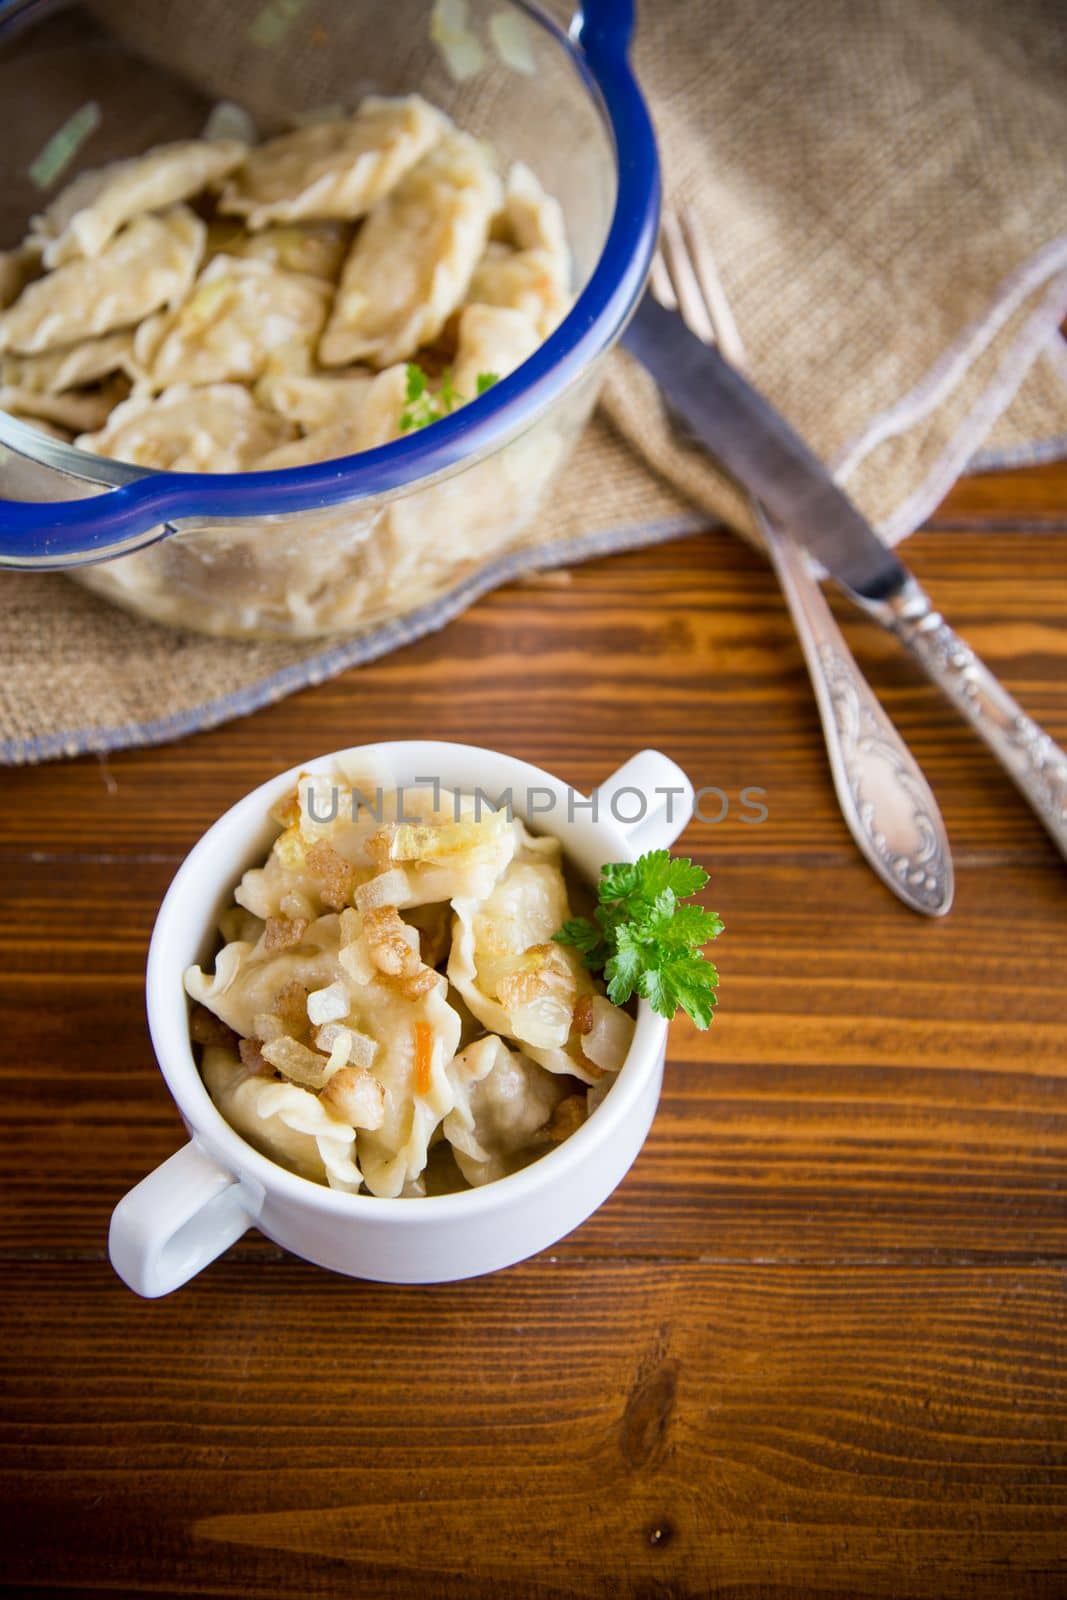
864,577,1067,862
765,519,954,915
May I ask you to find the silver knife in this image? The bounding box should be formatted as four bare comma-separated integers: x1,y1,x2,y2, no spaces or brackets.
622,294,1067,861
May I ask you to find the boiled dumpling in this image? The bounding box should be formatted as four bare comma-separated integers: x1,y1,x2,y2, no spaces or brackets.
184,918,347,1039
474,160,571,337
76,383,295,472
383,423,565,596
319,129,501,369
451,303,540,399
1,329,135,395
233,767,517,918
340,974,461,1198
207,219,351,283
448,824,608,1083
219,96,446,229
187,904,464,1199
0,207,204,355
467,243,571,338
254,365,408,468
133,256,331,391
494,161,570,279
31,139,246,267
202,1044,363,1192
443,1034,572,1186
0,381,121,434
256,369,375,431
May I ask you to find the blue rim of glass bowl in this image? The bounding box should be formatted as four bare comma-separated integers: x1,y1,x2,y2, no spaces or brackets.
0,0,660,565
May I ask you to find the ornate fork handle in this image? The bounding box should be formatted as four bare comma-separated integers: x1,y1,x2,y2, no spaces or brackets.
764,517,954,914
860,578,1067,861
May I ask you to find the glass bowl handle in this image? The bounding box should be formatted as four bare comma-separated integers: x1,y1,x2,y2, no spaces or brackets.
573,0,635,58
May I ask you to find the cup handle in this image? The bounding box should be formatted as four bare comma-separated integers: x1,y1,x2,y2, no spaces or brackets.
109,1141,253,1298
593,749,695,854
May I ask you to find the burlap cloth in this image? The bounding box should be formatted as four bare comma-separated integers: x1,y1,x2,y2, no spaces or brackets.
2,0,1065,763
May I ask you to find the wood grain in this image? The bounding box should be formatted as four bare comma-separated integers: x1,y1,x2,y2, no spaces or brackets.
0,461,1064,1597
1,1261,1065,1600
3,527,1065,863
2,854,1064,1263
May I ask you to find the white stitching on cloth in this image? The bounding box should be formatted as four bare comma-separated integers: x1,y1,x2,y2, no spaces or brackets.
880,269,1067,542
830,232,1067,488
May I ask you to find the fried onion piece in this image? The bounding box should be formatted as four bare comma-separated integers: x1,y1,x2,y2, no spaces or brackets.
263,913,309,951
362,902,421,978
269,786,301,828
495,942,577,1010
320,1065,386,1129
272,979,311,1040
237,1035,273,1077
353,867,411,913
380,964,444,1001
572,993,595,1035
189,1002,239,1051
305,838,356,911
314,1021,377,1070
261,1034,328,1089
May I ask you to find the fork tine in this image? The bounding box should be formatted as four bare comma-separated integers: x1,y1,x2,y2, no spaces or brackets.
648,247,678,310
658,211,717,346
677,205,748,368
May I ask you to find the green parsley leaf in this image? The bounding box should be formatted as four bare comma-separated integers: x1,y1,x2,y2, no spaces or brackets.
601,849,708,912
598,860,639,902
554,916,605,960
439,368,459,412
638,952,719,1031
645,900,724,950
603,923,645,1006
554,848,722,1028
398,365,502,432
555,917,608,972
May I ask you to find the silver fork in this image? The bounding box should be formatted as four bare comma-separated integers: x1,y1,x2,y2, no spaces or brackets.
654,208,954,916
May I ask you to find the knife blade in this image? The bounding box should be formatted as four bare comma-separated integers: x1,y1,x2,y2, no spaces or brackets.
621,291,1067,863
622,292,906,601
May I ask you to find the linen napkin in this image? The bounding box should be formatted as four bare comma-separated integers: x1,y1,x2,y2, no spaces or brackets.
2,0,1064,763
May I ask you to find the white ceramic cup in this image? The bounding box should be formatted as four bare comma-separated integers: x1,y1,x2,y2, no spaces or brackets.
109,741,694,1297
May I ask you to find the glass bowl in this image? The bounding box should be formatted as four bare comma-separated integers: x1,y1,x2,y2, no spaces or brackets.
0,0,658,637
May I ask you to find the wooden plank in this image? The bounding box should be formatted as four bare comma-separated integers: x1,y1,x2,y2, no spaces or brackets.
930,459,1067,528
1,856,1062,1263
2,527,1065,864
1,1260,1063,1599
1,458,1064,1599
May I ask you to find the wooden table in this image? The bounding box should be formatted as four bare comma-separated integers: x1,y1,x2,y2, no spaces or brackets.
2,461,1064,1598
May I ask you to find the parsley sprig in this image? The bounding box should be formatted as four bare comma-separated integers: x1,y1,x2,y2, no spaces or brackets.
399,362,499,432
554,850,723,1029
